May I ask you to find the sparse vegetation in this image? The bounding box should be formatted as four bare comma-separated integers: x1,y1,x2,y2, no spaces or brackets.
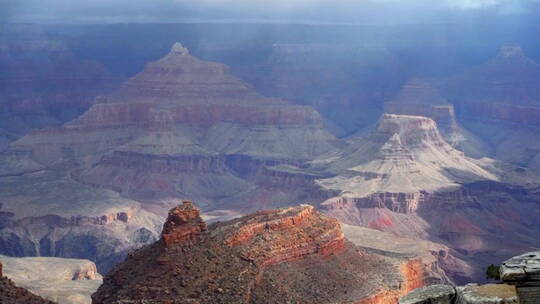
486,264,501,280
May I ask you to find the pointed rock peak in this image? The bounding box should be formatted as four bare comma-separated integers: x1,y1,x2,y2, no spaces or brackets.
161,200,207,247
498,45,525,59
170,42,189,56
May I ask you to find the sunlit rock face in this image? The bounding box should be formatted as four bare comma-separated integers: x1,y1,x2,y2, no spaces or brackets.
383,78,489,157
312,114,540,282
92,202,431,304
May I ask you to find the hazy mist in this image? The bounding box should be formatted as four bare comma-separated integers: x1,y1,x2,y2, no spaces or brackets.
2,0,540,24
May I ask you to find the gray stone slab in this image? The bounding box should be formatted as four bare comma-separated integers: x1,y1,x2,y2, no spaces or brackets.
399,284,456,304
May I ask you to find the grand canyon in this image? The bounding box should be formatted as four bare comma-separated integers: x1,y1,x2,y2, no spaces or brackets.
1,3,540,303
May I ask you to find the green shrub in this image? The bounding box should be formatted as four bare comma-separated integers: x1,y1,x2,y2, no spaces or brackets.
486,264,501,280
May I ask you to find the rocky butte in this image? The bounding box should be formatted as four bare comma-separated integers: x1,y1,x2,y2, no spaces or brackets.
312,113,540,282
92,201,432,304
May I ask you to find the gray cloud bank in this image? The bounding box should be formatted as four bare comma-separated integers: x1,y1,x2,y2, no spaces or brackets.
1,0,540,24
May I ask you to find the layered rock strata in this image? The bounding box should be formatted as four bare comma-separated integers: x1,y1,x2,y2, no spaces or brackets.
314,114,540,282
500,251,540,304
383,77,488,157
0,42,339,270
92,202,431,304
399,283,518,304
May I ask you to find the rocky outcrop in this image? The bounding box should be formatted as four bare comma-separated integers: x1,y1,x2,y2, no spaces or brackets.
455,284,517,304
314,114,540,282
399,284,518,304
224,205,345,267
161,201,207,246
316,114,497,199
399,284,456,304
500,251,540,304
91,202,430,304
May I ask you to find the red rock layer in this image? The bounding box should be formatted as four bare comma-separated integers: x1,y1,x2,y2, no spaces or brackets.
322,190,465,215
354,259,426,304
92,202,424,304
161,201,207,247
226,205,345,267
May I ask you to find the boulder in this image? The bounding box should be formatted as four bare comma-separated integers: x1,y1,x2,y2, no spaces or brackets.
399,284,455,304
455,284,517,304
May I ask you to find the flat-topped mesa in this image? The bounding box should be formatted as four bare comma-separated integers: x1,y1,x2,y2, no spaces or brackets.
225,205,345,268
161,200,207,247
384,103,458,130
377,114,446,149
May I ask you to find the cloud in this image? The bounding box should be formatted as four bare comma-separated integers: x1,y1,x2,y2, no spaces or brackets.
2,0,540,24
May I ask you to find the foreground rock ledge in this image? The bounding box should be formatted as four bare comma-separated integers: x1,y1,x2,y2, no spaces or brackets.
92,201,427,304
399,283,517,304
500,251,540,304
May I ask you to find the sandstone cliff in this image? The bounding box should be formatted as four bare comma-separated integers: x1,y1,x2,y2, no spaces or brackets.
92,201,431,304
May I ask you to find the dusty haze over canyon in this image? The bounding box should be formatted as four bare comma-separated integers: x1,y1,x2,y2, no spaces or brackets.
1,1,540,303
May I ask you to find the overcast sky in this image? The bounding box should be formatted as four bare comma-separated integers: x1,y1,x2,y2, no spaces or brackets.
2,0,540,24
